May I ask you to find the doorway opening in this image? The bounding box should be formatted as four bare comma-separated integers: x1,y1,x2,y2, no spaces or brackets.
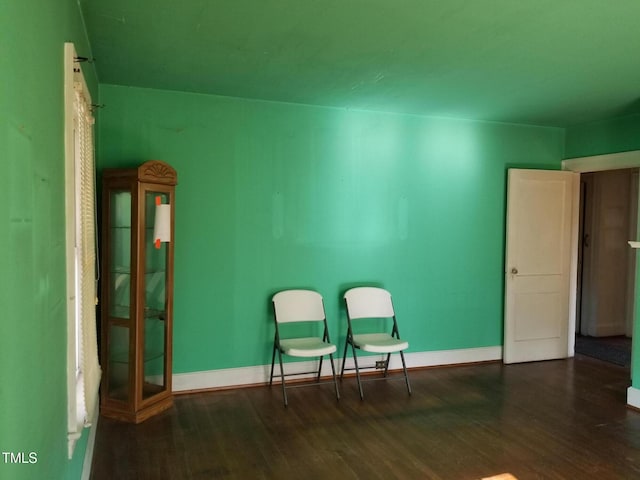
574,167,638,368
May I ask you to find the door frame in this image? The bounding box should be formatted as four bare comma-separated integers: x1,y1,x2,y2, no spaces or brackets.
562,150,640,355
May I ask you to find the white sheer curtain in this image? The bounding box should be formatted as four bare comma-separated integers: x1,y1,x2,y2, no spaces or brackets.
74,82,101,426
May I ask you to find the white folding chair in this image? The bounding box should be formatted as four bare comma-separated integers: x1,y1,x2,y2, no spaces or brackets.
269,290,340,406
340,287,412,399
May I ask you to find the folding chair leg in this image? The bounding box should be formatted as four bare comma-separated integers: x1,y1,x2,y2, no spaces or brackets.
317,355,324,383
351,344,364,400
383,353,391,377
400,350,412,395
269,345,277,386
340,340,349,379
329,353,340,401
277,349,288,407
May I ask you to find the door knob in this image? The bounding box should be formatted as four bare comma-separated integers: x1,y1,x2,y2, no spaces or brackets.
511,267,518,274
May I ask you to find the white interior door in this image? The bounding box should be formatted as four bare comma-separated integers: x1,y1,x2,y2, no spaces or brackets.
504,169,579,364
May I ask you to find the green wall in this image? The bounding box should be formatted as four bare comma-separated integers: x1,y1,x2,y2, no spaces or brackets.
565,114,640,389
1,1,97,479
98,85,564,374
565,113,640,158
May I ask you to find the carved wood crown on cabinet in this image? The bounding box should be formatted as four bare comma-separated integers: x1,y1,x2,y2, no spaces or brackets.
139,160,178,185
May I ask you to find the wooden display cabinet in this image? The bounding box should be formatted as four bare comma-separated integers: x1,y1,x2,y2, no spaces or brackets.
100,160,177,423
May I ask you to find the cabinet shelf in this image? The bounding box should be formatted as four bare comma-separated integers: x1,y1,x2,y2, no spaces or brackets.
110,351,165,364
109,305,166,320
144,308,166,320
111,267,131,274
109,269,167,275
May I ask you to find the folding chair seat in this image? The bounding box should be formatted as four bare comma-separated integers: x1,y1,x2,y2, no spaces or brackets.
269,289,340,406
340,287,412,399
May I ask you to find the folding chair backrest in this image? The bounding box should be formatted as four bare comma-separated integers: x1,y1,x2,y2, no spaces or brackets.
273,290,325,323
344,287,394,319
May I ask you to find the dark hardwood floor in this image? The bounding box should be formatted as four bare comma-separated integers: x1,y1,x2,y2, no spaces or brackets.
91,355,640,480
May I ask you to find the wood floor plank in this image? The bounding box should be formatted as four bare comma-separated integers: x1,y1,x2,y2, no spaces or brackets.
91,355,640,479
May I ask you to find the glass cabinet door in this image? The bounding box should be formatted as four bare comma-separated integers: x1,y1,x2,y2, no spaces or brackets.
107,190,132,402
142,190,169,400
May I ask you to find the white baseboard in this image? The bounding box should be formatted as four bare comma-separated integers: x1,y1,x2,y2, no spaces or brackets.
627,386,640,409
172,346,502,393
592,324,627,337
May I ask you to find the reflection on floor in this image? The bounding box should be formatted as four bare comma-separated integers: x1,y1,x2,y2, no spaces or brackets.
575,335,632,367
